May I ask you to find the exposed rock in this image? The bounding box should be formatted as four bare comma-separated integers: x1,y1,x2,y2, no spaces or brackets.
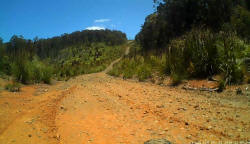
208,125,212,129
156,105,164,108
186,135,192,139
144,139,172,144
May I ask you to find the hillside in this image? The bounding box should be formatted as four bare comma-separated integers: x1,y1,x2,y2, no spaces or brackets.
0,29,127,84
0,0,250,144
0,45,249,143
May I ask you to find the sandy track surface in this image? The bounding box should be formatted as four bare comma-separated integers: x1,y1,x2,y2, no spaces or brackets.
0,46,249,144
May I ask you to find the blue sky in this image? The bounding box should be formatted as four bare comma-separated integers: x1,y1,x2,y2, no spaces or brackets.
0,0,154,42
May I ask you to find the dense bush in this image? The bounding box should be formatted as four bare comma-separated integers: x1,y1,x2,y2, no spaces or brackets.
55,43,126,79
137,64,152,81
166,38,186,78
137,0,245,52
31,57,53,84
11,57,53,84
0,39,11,75
109,0,250,87
167,29,249,85
108,54,165,82
5,30,127,59
11,59,32,84
231,6,250,41
217,32,248,84
0,29,127,84
0,56,11,75
167,29,219,78
5,82,21,92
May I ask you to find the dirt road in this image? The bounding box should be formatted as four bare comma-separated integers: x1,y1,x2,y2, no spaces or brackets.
0,46,249,144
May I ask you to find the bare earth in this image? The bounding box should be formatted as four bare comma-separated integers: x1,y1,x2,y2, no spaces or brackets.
0,48,249,144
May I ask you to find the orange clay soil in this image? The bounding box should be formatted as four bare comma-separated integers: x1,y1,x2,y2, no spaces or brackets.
0,72,249,144
0,49,249,144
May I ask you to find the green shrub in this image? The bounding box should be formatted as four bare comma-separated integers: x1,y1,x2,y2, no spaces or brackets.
55,43,126,79
118,58,136,79
41,66,53,84
5,82,21,92
0,56,11,75
108,67,121,77
218,79,226,92
166,29,248,86
31,57,53,84
166,29,219,78
217,32,247,85
11,60,33,84
136,64,152,81
231,6,250,41
184,29,219,77
11,57,53,84
170,73,183,86
166,38,187,81
109,51,166,82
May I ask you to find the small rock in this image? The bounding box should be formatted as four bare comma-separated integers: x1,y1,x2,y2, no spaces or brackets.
194,105,199,110
88,138,93,142
164,128,169,131
177,107,187,111
53,134,60,140
185,122,189,126
156,105,164,108
56,134,60,139
144,139,172,144
186,135,192,139
28,134,32,137
158,131,165,135
207,126,212,130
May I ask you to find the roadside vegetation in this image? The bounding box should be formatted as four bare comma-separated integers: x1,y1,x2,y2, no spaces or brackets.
54,43,126,80
108,42,166,82
109,0,250,89
4,82,21,92
0,30,127,88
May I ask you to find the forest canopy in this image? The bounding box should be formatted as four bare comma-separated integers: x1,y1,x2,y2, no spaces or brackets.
109,0,250,88
0,29,127,84
136,0,250,52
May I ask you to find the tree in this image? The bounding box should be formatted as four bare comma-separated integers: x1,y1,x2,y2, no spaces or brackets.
137,0,247,52
231,6,250,41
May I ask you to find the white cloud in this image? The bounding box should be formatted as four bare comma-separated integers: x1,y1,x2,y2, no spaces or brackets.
94,19,111,23
86,26,105,30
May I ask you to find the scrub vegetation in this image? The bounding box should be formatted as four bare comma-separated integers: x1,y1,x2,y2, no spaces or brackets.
0,30,127,86
109,0,250,89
